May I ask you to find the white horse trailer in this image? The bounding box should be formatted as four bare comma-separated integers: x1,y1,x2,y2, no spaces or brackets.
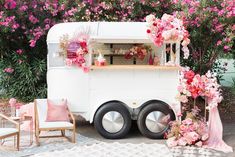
46,22,181,139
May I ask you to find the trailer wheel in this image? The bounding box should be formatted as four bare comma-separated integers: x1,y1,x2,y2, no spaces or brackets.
137,101,175,139
94,102,131,139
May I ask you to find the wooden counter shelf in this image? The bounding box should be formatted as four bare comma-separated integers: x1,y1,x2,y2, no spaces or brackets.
90,65,180,70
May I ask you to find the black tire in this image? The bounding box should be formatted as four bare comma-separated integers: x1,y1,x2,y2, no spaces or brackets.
94,102,132,139
137,101,175,139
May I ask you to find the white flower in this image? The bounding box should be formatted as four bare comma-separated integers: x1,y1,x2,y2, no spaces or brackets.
146,14,156,23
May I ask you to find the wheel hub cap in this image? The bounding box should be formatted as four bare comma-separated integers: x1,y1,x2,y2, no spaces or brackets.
102,111,124,133
145,111,168,133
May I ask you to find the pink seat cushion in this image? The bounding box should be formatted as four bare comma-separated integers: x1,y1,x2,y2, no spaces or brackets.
46,99,70,122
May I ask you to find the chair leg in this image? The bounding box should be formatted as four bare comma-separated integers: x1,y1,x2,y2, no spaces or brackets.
35,129,40,146
17,133,20,151
61,130,65,136
72,129,76,143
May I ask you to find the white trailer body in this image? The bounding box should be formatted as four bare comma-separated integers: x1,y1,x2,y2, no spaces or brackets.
47,22,180,139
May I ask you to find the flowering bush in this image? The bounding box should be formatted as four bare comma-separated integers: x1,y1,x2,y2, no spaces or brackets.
167,108,208,147
173,0,235,73
146,13,190,59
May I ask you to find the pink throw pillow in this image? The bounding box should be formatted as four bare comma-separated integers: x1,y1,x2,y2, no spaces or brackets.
46,99,70,122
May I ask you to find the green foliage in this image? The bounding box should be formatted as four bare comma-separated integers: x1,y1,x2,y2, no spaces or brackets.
0,52,47,102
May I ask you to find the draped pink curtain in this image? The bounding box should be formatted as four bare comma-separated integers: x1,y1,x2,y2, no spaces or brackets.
206,107,233,153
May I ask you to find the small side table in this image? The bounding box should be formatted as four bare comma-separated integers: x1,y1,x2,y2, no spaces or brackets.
11,116,33,146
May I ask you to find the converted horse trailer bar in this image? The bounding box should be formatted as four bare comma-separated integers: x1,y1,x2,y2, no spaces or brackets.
46,22,180,139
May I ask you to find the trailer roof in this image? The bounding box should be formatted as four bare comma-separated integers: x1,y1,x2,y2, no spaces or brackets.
47,22,151,43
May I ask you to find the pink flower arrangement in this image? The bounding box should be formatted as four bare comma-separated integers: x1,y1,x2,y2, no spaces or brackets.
166,109,208,147
124,45,151,60
176,68,222,109
60,33,90,73
146,14,190,59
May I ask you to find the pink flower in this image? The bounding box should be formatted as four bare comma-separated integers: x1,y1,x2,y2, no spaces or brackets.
19,5,28,11
29,15,39,24
195,141,202,147
180,124,187,131
4,0,16,9
29,39,36,47
184,70,195,81
202,133,209,141
182,38,190,47
9,98,17,107
178,137,187,146
188,131,199,141
188,8,195,14
3,67,14,73
182,118,193,125
82,66,90,73
223,45,230,52
16,49,23,54
177,112,183,117
216,40,222,46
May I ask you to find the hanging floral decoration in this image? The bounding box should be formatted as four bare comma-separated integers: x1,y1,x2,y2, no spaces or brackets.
59,33,90,73
124,45,152,60
146,14,190,59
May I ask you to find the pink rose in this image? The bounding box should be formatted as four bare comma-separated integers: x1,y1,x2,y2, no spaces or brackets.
202,134,209,141
178,137,187,146
188,131,199,141
182,118,193,125
180,124,187,132
195,141,202,147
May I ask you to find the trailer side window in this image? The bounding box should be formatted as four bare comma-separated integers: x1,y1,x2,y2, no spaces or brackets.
48,43,65,68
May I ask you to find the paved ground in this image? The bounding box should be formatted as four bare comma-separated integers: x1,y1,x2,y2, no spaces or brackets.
77,121,235,157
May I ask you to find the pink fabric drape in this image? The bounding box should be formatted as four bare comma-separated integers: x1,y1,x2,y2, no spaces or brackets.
19,102,35,131
206,107,233,153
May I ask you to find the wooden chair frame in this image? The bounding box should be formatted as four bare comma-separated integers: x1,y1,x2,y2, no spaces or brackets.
34,100,76,146
0,113,20,151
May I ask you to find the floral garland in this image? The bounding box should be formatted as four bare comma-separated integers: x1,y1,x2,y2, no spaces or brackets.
124,45,151,60
59,33,90,73
146,14,190,59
